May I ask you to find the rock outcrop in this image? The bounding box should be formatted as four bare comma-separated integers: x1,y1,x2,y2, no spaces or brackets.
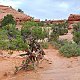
0,5,32,24
51,20,65,24
68,14,80,24
45,20,66,24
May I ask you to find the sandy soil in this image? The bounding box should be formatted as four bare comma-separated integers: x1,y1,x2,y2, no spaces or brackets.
0,49,51,80
40,49,80,80
0,30,80,80
0,47,80,80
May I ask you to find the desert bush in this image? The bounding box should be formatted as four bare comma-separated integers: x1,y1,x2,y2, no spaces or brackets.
50,32,59,41
37,21,44,26
59,42,80,58
64,28,68,34
32,27,47,40
51,41,61,49
9,38,28,51
0,29,9,50
50,22,68,41
73,22,80,32
40,42,49,49
21,24,47,40
59,28,68,35
22,21,38,28
1,14,16,26
0,24,29,51
73,22,80,44
51,22,68,34
73,32,80,44
0,40,10,50
51,39,68,49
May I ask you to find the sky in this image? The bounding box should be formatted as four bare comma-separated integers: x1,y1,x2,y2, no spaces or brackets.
0,0,80,20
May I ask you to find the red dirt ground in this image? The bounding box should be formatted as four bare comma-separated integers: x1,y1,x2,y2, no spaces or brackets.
0,30,80,80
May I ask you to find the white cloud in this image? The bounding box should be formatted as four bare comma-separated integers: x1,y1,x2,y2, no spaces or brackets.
0,0,79,20
58,2,69,9
0,0,23,9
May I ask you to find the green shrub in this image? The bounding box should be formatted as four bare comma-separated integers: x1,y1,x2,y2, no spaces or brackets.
40,42,49,49
50,22,68,41
51,39,68,49
50,32,59,41
73,22,80,44
73,22,80,32
1,14,16,26
64,28,68,34
9,38,28,51
73,31,80,44
51,41,61,49
59,42,80,58
22,21,38,27
32,27,47,40
59,28,68,35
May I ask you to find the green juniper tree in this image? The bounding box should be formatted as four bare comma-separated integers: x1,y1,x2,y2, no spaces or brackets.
1,14,16,26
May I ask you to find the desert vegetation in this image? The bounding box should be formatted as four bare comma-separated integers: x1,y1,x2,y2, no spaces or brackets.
0,14,48,51
0,3,80,80
50,22,80,58
0,13,80,80
0,14,78,57
1,14,80,59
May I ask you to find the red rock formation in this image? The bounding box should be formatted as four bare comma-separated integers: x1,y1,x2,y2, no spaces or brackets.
45,20,65,24
52,20,65,24
0,5,32,24
34,19,40,22
68,14,80,24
